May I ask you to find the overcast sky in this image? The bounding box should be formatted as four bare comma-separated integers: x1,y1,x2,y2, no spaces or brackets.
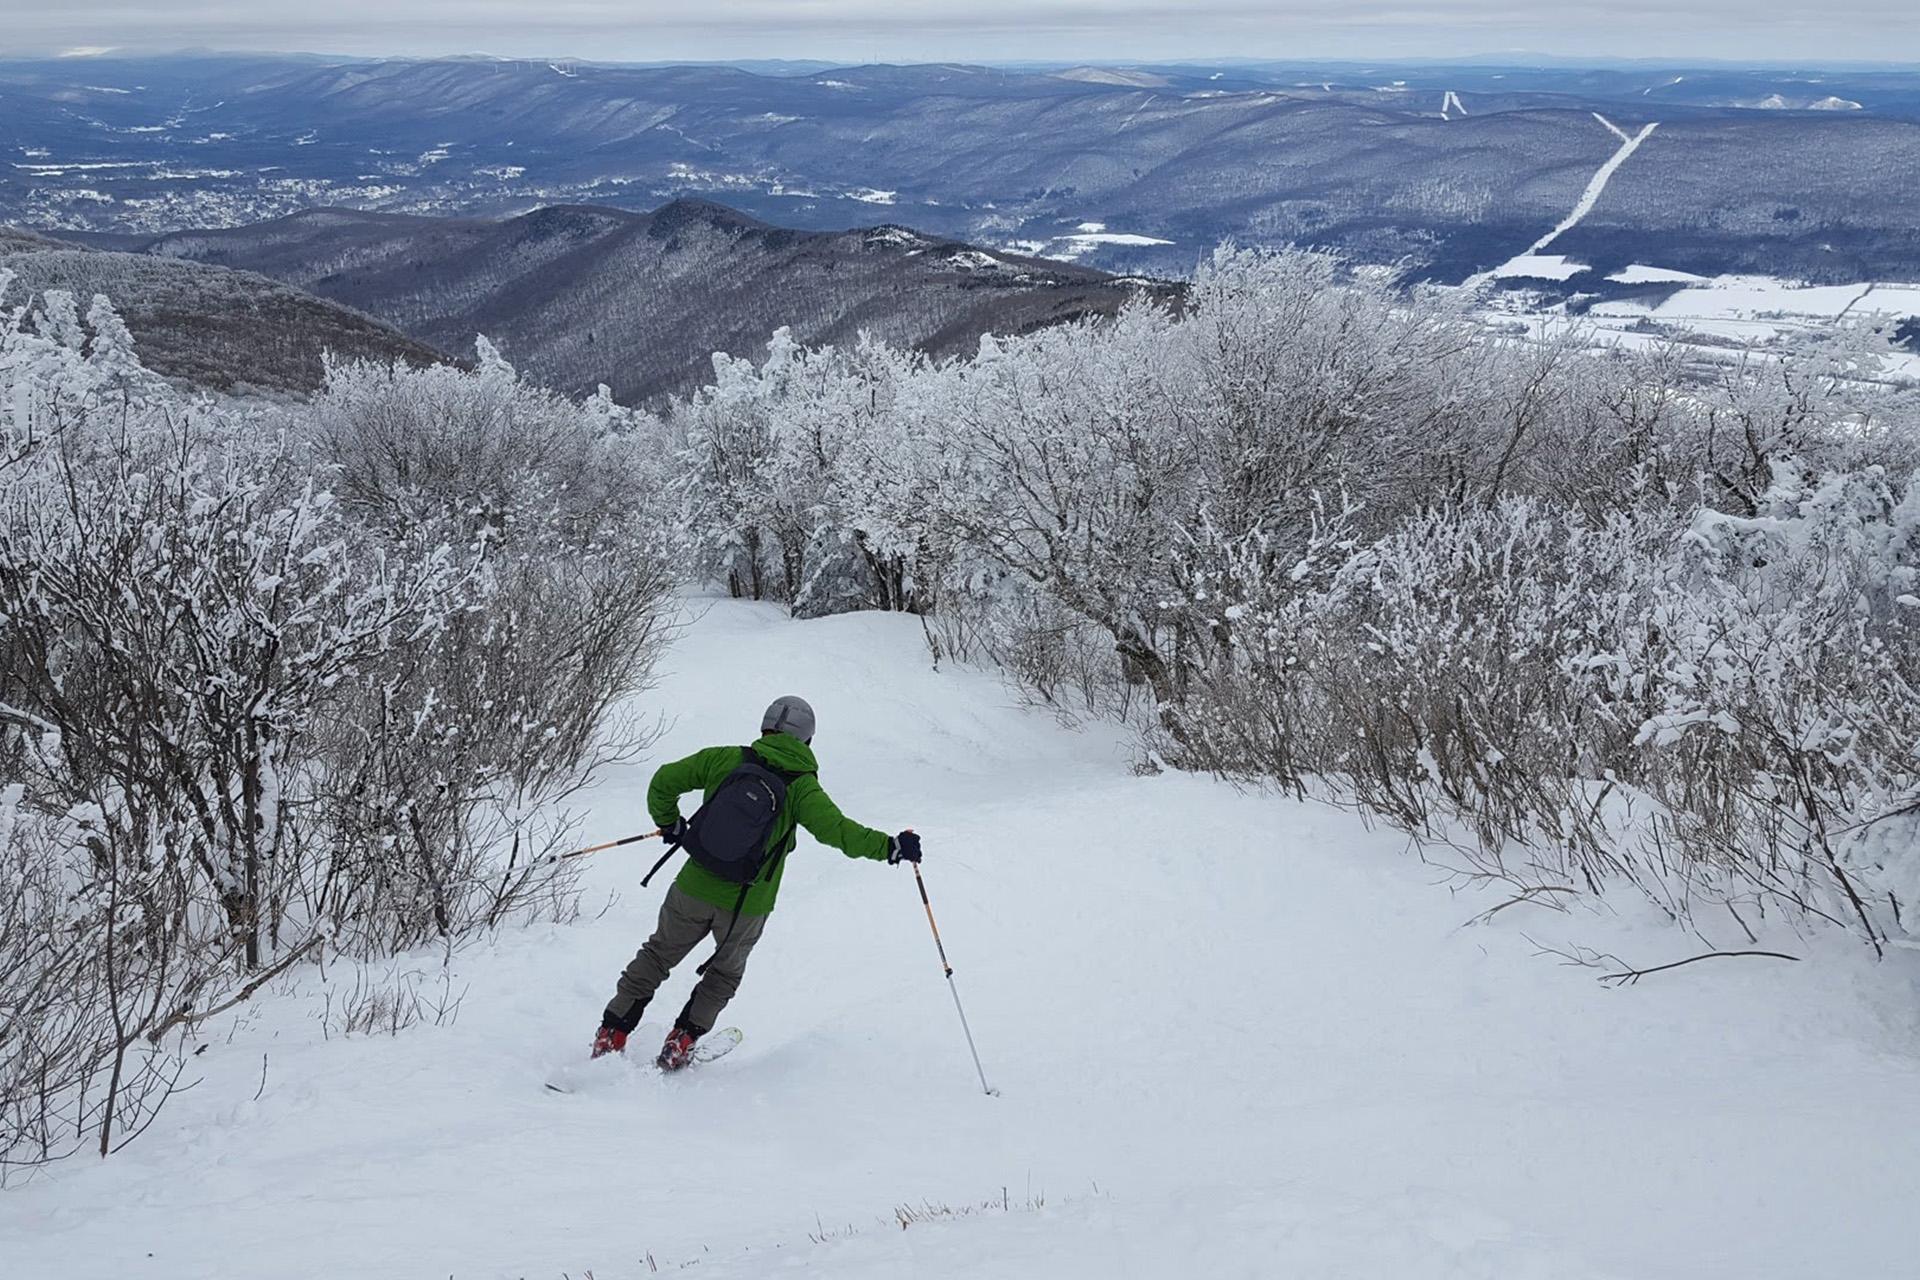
5,0,1916,64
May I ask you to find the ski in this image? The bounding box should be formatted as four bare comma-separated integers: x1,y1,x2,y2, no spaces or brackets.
544,1025,741,1093
687,1026,743,1067
653,1026,744,1074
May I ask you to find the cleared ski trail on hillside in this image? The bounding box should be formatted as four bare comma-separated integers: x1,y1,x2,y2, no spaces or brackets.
1529,117,1659,253
1592,111,1633,144
1470,116,1659,288
3,599,1917,1279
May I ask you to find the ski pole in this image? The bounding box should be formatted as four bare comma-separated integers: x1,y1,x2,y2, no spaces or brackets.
516,829,662,877
497,829,662,907
912,861,999,1097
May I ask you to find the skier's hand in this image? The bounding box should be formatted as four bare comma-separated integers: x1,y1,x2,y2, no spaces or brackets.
887,830,922,865
659,817,689,845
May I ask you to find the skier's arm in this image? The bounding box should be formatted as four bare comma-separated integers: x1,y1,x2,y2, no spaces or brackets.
646,746,737,831
790,778,892,862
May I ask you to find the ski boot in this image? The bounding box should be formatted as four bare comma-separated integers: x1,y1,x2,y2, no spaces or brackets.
590,1026,628,1059
656,1024,700,1071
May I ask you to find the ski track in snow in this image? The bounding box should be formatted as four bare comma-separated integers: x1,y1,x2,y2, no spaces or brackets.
2,598,1918,1278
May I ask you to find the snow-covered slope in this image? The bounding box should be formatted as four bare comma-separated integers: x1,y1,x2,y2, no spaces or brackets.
5,600,1918,1278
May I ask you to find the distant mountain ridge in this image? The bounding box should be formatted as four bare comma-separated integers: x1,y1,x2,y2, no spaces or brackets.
5,55,1920,282
0,226,447,395
86,199,1177,402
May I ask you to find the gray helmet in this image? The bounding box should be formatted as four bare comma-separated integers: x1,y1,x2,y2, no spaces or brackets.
760,695,815,743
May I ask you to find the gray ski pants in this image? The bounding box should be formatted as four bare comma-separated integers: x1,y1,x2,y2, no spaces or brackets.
605,884,769,1033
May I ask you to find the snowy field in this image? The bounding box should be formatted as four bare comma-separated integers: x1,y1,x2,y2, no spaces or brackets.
1483,264,1920,379
1004,222,1176,262
1588,275,1920,344
4,599,1918,1278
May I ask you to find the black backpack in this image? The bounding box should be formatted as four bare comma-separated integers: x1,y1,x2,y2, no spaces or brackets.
642,746,807,890
641,746,810,975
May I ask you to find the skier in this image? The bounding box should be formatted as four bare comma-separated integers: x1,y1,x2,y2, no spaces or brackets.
592,695,922,1070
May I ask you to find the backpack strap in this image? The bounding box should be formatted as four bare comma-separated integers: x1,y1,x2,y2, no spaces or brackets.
696,881,756,977
639,829,685,888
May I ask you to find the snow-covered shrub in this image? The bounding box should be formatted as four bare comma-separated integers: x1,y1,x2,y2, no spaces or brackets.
1255,500,1670,892
1691,328,1914,515
299,343,675,951
1153,493,1367,789
1592,464,1920,947
1168,468,1920,950
306,340,638,548
0,293,675,1170
924,570,1147,724
0,786,200,1170
0,291,340,1166
929,301,1202,721
671,329,937,614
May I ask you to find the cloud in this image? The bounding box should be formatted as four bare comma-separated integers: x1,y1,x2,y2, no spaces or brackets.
4,0,1915,62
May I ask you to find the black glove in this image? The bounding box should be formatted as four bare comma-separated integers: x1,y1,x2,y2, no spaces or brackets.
659,817,689,845
887,830,922,865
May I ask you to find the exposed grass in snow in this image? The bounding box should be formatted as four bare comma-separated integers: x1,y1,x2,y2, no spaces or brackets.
3,599,1918,1277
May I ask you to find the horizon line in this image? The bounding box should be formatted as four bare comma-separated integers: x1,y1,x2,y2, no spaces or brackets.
9,47,1920,73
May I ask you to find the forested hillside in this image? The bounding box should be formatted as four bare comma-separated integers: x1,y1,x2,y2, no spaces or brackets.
86,200,1171,401
0,228,445,394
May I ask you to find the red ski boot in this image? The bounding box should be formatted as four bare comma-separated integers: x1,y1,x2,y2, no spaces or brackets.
590,1026,628,1059
656,1025,699,1071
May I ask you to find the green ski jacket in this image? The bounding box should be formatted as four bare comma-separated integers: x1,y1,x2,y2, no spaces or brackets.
647,733,891,917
